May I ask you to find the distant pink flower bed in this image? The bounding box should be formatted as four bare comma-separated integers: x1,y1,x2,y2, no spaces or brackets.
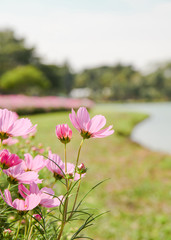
0,95,94,113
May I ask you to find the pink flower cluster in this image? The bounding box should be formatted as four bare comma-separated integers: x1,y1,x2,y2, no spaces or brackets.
0,150,63,210
0,182,63,211
2,155,43,184
0,106,114,216
0,94,94,114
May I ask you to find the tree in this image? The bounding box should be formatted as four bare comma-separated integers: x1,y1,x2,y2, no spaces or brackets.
0,65,51,95
0,29,39,75
37,64,63,93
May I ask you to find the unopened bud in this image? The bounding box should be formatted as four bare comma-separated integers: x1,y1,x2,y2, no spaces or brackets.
3,229,12,237
38,143,43,148
56,124,72,144
77,163,87,174
33,214,42,221
65,173,74,180
21,219,26,224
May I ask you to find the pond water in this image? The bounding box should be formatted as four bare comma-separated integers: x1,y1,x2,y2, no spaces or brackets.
97,102,171,154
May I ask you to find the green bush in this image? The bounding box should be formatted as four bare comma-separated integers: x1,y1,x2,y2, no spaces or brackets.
0,65,51,95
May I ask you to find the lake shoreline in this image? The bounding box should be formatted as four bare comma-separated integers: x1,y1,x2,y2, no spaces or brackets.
95,102,171,155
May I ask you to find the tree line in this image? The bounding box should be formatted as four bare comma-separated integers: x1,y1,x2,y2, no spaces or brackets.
0,29,171,101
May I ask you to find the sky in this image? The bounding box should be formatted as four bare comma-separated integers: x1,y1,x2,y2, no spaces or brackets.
0,0,171,72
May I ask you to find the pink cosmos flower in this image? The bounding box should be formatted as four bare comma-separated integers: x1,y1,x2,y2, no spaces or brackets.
18,182,63,208
0,108,37,140
46,151,65,179
46,151,85,181
56,124,72,144
0,149,22,169
2,137,19,146
3,163,41,184
69,107,114,139
0,189,41,211
22,153,46,172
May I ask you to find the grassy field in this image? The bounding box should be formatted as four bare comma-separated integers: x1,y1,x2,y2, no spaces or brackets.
28,107,171,240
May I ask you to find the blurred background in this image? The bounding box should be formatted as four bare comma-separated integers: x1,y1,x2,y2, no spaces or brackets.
0,0,171,101
1,1,171,239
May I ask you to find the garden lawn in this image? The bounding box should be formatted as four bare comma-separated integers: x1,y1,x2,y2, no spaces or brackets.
29,107,171,240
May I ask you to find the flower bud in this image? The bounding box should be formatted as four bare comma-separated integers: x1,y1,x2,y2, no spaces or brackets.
38,143,43,148
21,219,26,225
3,229,12,237
31,146,37,151
77,163,87,174
56,124,72,144
33,214,42,221
65,173,74,180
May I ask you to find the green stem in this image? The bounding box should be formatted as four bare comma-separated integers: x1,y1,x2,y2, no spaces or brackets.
57,191,68,239
57,144,69,240
8,183,11,190
68,176,81,221
15,219,21,240
24,215,28,239
27,215,32,239
64,143,67,173
57,139,84,239
57,222,65,240
67,139,84,221
74,139,84,176
28,225,33,240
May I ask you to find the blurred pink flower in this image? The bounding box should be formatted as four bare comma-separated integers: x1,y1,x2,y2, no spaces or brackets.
3,229,12,234
3,163,41,184
22,127,37,139
31,146,44,154
0,94,94,113
33,214,42,221
56,124,72,144
18,182,63,208
69,107,114,139
23,153,46,172
0,149,22,169
2,137,19,146
46,151,85,181
0,189,41,211
0,108,37,140
3,228,12,237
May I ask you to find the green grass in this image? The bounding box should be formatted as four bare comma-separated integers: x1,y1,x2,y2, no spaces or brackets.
27,107,171,240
